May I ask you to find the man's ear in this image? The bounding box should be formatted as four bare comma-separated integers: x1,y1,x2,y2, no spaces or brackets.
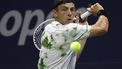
53,9,57,18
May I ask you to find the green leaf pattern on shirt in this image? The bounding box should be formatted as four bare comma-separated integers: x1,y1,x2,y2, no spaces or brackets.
39,58,46,69
69,27,77,35
59,45,64,51
42,36,52,49
50,34,54,41
59,45,66,57
61,52,66,57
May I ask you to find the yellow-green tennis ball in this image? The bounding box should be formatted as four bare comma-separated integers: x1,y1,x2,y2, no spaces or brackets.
70,41,81,53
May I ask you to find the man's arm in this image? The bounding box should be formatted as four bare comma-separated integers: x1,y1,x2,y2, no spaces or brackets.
90,15,109,37
76,3,109,60
87,3,109,37
77,15,109,60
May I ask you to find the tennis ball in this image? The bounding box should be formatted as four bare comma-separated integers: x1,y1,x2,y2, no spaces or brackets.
70,41,81,53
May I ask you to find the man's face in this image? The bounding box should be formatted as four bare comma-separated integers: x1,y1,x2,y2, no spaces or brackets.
54,2,76,24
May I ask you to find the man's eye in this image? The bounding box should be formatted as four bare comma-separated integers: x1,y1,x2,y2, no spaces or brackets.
62,8,67,11
71,8,75,11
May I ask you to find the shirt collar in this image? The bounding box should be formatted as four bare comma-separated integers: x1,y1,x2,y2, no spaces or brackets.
52,21,61,25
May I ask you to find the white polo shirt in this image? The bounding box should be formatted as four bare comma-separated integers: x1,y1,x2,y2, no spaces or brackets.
38,20,91,69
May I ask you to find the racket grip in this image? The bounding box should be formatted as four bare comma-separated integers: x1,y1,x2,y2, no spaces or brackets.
80,11,92,20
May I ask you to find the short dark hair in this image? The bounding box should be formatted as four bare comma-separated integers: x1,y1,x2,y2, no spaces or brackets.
53,0,75,9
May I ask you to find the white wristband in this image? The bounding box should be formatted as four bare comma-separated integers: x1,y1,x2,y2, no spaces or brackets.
80,11,92,20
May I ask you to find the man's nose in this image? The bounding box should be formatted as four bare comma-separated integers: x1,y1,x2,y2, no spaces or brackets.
67,10,72,17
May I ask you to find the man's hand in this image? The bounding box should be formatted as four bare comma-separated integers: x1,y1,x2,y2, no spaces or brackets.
87,3,104,15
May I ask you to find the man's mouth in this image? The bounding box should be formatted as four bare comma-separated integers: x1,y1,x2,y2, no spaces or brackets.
67,18,72,21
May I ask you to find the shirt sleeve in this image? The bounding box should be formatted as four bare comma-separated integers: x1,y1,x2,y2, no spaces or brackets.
71,23,91,41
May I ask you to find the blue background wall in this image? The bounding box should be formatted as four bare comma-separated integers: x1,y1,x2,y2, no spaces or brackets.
0,0,122,69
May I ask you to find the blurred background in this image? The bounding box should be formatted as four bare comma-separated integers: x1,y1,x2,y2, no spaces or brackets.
0,0,122,69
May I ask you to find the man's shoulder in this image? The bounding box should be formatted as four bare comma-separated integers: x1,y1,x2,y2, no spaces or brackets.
41,19,54,28
66,23,79,27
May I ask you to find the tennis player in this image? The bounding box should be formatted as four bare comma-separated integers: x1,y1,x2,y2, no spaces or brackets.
33,0,109,69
